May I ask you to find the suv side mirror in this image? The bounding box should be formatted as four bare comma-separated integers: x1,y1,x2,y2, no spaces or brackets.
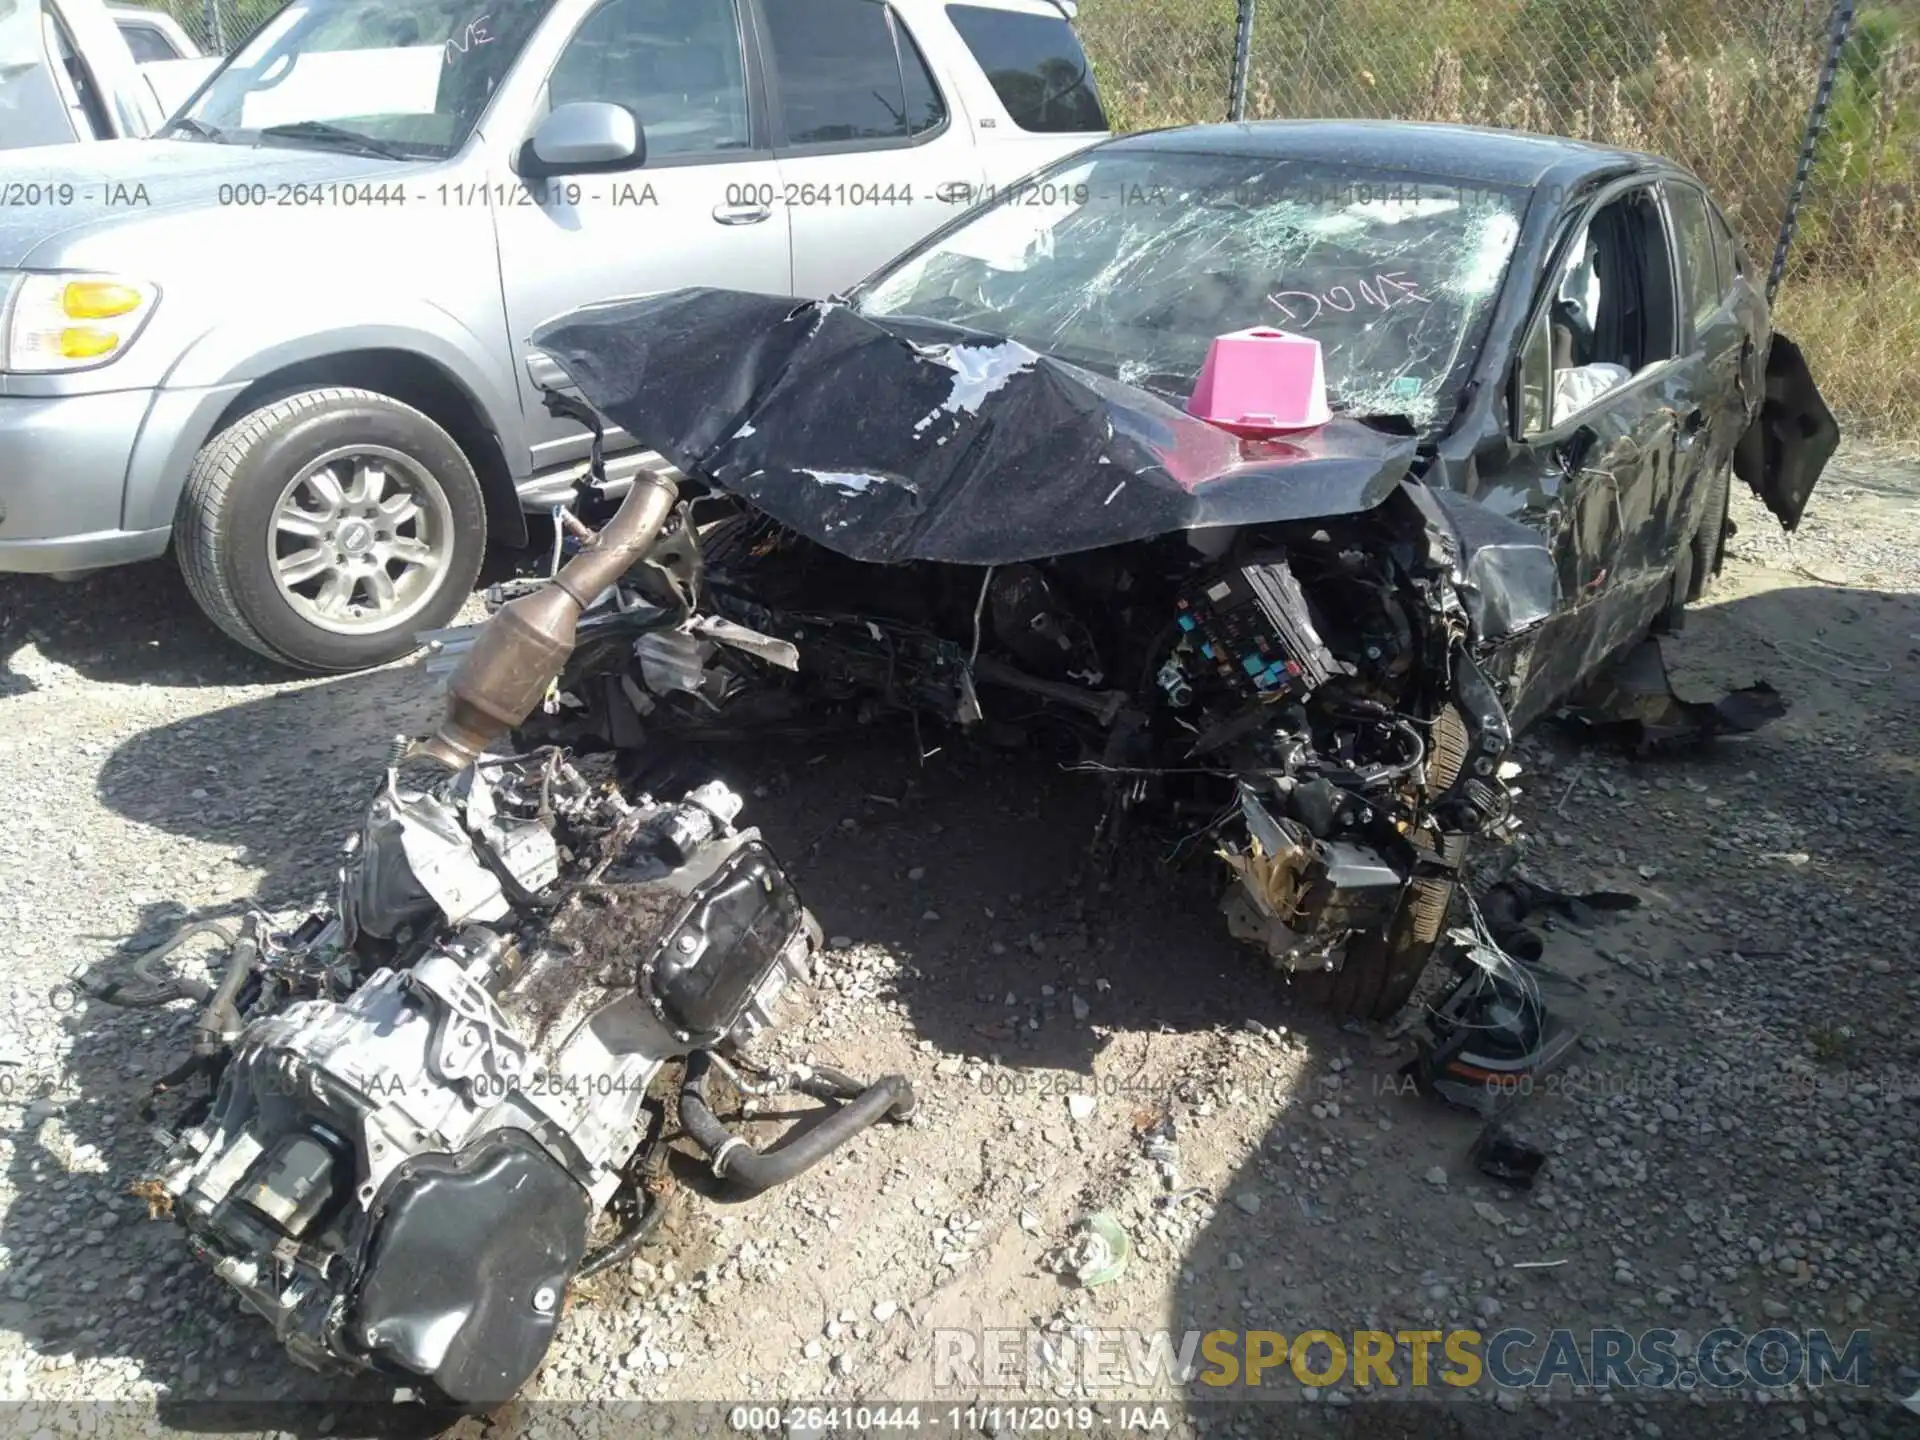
522,102,643,177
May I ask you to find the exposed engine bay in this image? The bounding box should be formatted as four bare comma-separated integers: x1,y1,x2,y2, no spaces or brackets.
474,287,1546,1028
441,474,1525,1021
82,452,1535,1406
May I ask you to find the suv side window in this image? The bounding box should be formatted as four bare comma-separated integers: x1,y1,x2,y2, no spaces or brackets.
946,3,1106,133
546,0,751,159
1666,182,1721,333
763,0,947,148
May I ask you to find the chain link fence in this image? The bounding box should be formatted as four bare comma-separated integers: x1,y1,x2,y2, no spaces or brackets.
1080,0,1920,434
114,0,278,56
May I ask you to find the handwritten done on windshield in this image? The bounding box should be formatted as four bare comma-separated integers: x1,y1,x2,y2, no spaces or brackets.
1266,272,1432,328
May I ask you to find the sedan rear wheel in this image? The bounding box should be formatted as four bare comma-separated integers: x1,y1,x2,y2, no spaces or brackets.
1688,456,1734,601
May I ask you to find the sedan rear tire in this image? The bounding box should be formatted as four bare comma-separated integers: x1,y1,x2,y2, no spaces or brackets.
1688,456,1734,601
176,388,486,672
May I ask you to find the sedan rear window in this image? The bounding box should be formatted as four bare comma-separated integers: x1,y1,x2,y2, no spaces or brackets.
858,149,1525,429
946,3,1105,134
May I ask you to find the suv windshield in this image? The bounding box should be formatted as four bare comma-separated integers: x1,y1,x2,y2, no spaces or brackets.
857,149,1527,429
175,0,556,157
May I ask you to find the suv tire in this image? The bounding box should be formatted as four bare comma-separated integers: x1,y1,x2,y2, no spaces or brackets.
176,388,486,672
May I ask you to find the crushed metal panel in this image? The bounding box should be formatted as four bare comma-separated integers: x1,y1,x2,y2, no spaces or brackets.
528,288,1419,567
1423,485,1559,640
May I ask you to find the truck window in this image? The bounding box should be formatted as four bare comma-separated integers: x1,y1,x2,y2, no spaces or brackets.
547,0,751,158
178,0,556,158
945,3,1104,134
117,20,182,63
764,0,946,148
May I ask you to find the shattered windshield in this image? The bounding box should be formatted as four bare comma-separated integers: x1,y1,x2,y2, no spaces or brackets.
855,150,1527,430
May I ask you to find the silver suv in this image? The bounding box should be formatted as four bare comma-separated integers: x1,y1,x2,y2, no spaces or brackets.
0,0,1107,669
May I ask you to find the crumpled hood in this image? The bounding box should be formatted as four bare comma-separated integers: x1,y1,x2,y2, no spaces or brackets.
0,139,416,268
531,288,1420,567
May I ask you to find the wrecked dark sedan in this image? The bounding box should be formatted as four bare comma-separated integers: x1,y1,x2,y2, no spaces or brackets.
496,118,1837,1023
96,121,1839,1408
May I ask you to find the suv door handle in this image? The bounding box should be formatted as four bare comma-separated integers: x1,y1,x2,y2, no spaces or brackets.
712,203,771,225
936,181,975,205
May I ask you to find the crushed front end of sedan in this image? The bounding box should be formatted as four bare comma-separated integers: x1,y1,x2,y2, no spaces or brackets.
477,278,1541,1028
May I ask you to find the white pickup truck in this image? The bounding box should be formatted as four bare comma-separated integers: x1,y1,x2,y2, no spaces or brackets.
0,0,1109,669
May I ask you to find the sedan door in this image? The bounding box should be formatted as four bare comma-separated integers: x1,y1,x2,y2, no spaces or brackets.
1484,179,1694,728
1661,178,1751,584
493,0,793,476
752,0,986,298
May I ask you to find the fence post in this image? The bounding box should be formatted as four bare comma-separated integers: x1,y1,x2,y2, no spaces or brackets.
1228,0,1256,122
1768,0,1856,303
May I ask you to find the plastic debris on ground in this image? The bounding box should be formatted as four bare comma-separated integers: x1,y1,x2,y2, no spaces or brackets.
1051,1213,1131,1288
1470,1122,1548,1190
1558,635,1788,755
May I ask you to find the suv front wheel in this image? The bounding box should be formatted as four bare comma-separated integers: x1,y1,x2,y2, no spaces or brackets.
176,387,486,672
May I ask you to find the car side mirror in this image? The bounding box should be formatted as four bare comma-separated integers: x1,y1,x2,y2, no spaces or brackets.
522,102,643,177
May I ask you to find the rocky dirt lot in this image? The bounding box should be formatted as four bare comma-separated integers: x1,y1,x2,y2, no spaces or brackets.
0,449,1917,1440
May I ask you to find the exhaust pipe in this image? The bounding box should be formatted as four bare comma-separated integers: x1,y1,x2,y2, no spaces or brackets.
417,472,680,769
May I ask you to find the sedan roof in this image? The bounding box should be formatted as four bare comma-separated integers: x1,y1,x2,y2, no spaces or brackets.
1108,119,1653,190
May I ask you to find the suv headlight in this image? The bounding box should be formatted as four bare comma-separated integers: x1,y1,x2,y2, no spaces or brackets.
2,272,160,374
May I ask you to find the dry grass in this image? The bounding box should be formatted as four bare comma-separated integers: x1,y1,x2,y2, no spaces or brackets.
1774,265,1920,435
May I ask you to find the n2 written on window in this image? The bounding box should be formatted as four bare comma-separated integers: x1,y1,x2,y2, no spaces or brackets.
447,14,494,63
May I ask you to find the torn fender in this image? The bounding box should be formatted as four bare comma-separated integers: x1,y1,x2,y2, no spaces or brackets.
529,288,1419,567
1421,485,1560,642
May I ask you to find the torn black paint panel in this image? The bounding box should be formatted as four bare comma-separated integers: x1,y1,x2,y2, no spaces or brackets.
1734,332,1841,533
530,288,1419,567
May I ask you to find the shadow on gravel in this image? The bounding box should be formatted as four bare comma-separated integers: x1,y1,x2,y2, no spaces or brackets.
94,662,437,910
0,566,288,696
721,724,1308,1077
15,576,1912,1430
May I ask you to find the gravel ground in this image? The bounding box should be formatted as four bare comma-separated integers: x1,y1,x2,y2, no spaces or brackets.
0,447,1917,1439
